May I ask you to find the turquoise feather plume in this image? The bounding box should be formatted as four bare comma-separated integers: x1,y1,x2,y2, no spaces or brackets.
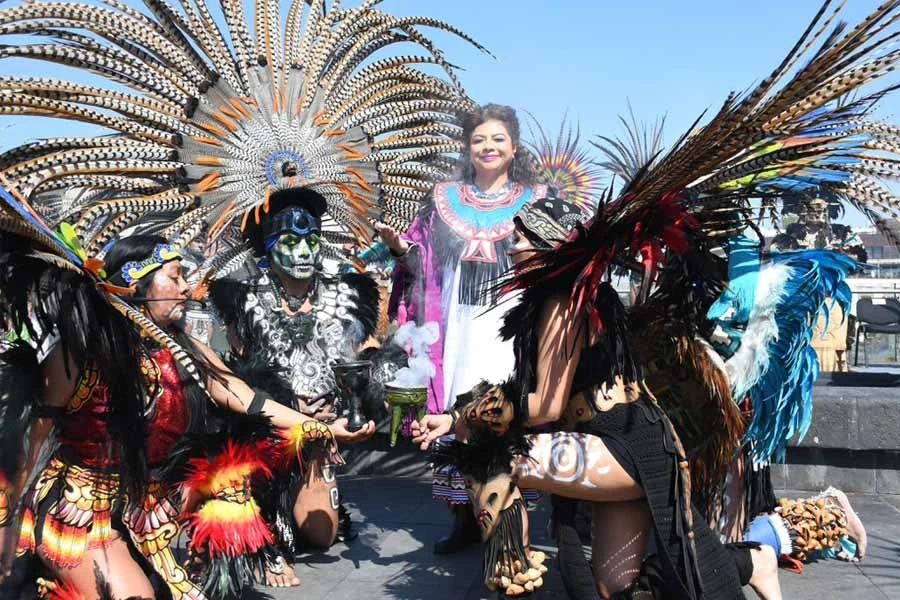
741,250,856,464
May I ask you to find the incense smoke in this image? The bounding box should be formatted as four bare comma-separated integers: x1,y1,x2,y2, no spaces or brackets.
388,321,439,388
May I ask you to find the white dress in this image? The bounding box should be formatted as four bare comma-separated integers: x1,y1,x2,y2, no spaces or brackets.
432,262,517,504
439,262,517,410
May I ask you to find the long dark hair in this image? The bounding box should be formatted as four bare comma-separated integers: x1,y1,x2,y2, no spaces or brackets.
458,103,537,185
104,235,211,436
0,233,153,500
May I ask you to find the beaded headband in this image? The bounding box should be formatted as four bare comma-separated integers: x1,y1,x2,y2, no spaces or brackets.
120,244,182,284
514,196,585,248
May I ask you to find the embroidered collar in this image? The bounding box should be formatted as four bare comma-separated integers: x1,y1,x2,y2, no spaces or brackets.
434,182,545,263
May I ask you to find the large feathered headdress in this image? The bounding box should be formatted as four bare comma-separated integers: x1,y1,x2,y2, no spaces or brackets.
525,115,604,212
510,0,900,344
0,0,485,264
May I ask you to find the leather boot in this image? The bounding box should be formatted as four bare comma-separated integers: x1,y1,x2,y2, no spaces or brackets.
433,503,480,555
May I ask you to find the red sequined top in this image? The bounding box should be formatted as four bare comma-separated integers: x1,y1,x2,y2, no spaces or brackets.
57,348,189,469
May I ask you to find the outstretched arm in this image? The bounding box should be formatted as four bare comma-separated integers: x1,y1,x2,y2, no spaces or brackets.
192,340,375,443
374,222,410,257
413,296,584,444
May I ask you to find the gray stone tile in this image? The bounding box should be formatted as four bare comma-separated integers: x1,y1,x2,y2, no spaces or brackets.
255,481,900,600
876,467,900,495
779,457,879,494
856,397,900,451
825,464,878,494
778,563,891,599
880,493,900,513
783,461,830,490
770,462,789,493
799,395,858,449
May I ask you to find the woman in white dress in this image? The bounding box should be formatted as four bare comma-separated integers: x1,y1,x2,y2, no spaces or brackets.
377,104,547,554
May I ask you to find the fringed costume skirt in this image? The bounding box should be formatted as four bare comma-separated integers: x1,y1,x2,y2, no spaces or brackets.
13,456,206,600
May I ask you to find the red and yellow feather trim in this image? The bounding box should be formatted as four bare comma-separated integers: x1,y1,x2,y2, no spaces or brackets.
184,441,274,558
183,440,271,496
30,461,118,569
189,494,272,558
40,577,82,600
275,420,344,472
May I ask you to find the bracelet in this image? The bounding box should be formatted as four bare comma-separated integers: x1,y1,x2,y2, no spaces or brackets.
248,389,268,415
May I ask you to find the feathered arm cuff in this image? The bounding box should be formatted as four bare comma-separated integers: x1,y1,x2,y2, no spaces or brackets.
184,441,274,555
275,419,344,473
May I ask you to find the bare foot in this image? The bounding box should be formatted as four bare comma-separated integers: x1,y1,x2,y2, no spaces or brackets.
260,555,301,588
823,487,867,560
748,545,782,600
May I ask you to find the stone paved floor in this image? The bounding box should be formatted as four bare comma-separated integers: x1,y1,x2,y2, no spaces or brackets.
250,478,900,599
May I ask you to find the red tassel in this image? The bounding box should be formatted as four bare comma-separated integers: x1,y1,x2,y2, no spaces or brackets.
185,441,274,558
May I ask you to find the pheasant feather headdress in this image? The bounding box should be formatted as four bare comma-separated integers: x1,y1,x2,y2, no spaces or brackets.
0,0,484,262
503,0,900,496
510,0,900,331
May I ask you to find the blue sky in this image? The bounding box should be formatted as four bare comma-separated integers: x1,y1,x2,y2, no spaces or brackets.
400,0,900,145
3,0,899,225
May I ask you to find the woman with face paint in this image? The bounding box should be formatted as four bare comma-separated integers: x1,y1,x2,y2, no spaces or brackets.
0,232,371,599
412,199,785,599
376,104,548,554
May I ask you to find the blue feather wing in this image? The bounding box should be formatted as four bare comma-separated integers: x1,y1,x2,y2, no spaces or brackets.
744,250,856,464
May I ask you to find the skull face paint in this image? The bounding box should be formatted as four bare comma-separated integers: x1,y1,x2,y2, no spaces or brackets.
805,198,829,227
271,232,321,280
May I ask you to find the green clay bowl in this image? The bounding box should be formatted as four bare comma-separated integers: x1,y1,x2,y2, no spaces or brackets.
385,385,427,406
